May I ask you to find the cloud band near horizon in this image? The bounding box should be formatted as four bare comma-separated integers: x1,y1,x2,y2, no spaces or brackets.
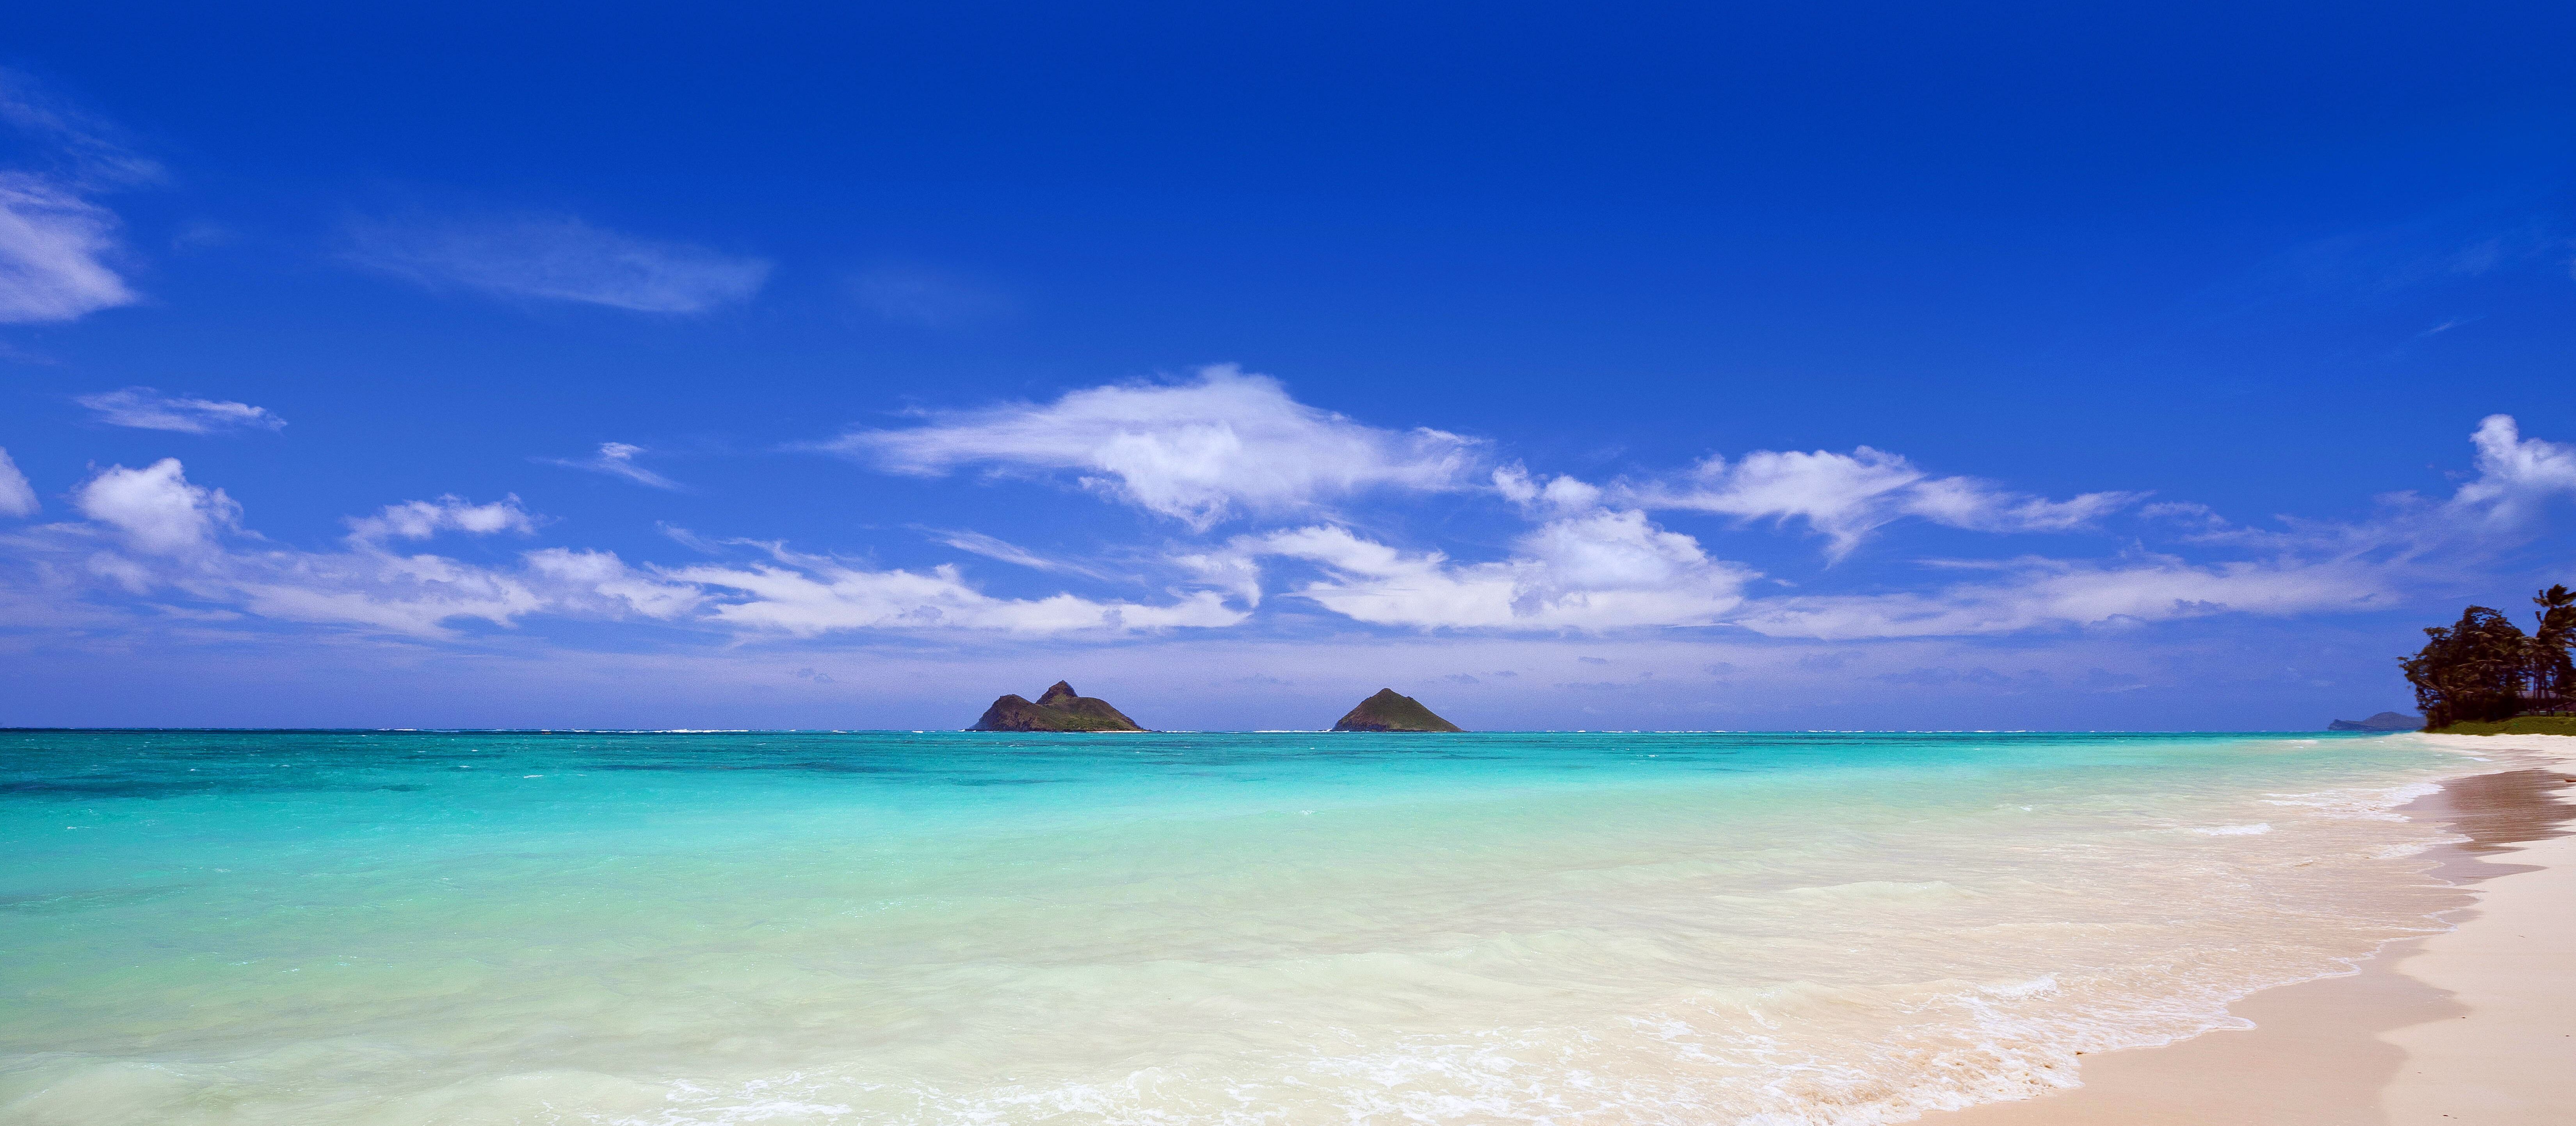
5,372,2569,656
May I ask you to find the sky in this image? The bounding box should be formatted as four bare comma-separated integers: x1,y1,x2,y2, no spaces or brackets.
2,2,2573,730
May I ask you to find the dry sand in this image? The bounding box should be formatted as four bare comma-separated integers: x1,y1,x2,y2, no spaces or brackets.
1939,735,2576,1126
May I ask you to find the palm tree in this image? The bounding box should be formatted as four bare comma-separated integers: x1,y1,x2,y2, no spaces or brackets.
2530,584,2576,713
2401,586,2576,726
2401,606,2530,728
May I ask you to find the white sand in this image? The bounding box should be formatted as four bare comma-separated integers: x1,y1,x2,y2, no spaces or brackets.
1941,736,2576,1125
2378,827,2576,1122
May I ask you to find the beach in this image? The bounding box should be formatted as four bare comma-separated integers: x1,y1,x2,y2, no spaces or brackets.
0,729,2559,1124
1941,733,2576,1126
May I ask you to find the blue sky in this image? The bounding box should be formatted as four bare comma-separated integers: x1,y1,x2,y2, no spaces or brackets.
3,3,2572,729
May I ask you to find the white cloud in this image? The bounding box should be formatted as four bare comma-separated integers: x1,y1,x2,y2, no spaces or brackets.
827,365,1481,529
0,71,158,325
668,548,1244,636
1493,465,1604,513
35,463,689,636
0,173,137,323
523,547,707,620
1628,445,2140,558
49,477,552,635
344,495,540,544
1213,415,2569,639
1726,415,2576,640
2166,413,2576,558
19,459,1235,640
346,214,771,313
270,546,697,637
1899,476,2137,533
75,387,287,434
924,528,1105,577
0,448,36,517
221,550,550,635
2138,500,2228,532
0,69,161,187
548,441,681,489
2448,413,2576,528
188,543,700,639
1635,447,1917,557
73,458,241,555
1732,555,2399,640
10,407,2568,660
1219,509,1753,631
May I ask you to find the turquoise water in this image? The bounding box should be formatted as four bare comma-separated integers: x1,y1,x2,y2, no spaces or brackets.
0,730,2473,1124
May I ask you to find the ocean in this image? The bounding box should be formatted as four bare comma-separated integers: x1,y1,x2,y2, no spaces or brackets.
0,729,2481,1124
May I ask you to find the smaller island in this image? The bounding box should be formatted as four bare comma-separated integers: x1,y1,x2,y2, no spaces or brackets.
1331,688,1464,732
2327,712,2422,732
968,681,1146,732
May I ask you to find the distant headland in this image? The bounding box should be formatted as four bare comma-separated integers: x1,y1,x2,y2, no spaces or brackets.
2327,712,2421,732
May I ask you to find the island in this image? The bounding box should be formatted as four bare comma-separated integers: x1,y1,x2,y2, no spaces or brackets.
968,681,1146,732
1331,688,1464,732
2327,712,2423,731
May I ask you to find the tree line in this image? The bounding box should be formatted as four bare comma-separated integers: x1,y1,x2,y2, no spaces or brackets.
2401,584,2576,728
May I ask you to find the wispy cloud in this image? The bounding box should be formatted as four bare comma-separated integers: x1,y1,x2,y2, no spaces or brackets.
809,372,2558,642
8,383,2570,681
1730,554,2400,639
2162,414,2576,557
658,523,726,555
11,458,1241,640
1720,414,2576,640
669,545,1243,637
922,528,1108,578
0,176,138,323
37,460,694,636
345,214,771,313
0,71,161,186
343,495,540,545
0,69,160,325
546,441,683,489
2226,201,2572,301
1622,445,2140,559
825,365,1482,529
76,387,286,434
1192,509,1753,631
830,370,2129,559
1164,414,2567,639
0,448,39,517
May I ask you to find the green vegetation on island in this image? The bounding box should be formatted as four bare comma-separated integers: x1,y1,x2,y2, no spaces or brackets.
2403,584,2575,733
1331,689,1464,732
969,681,1146,731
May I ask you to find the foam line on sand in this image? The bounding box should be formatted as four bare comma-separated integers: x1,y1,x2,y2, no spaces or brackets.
1936,735,2576,1126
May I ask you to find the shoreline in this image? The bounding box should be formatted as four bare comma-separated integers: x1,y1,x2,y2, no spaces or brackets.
1936,734,2576,1125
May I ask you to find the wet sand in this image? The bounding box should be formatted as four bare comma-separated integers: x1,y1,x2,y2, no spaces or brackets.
1939,738,2576,1126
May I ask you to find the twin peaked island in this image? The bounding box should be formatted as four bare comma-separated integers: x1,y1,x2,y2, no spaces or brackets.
968,681,1146,732
968,682,1463,733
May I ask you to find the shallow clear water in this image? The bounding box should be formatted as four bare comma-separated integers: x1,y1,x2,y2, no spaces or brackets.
0,730,2470,1124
